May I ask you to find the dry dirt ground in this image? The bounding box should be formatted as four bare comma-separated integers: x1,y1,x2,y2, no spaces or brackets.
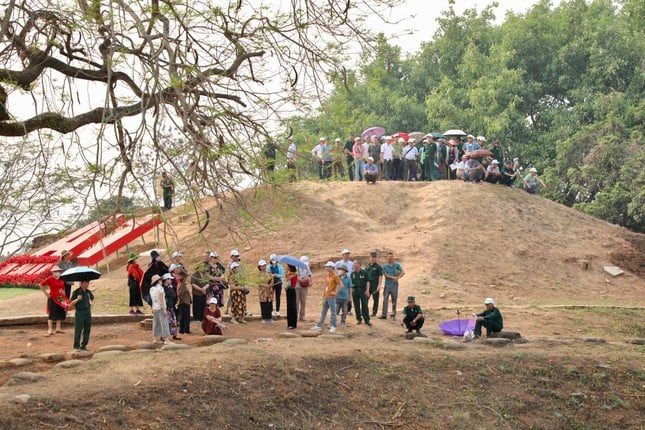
0,180,643,429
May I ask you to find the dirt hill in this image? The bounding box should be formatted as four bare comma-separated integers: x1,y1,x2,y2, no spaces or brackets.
0,180,643,429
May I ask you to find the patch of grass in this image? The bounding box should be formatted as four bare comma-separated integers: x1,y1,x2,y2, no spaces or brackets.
0,288,39,300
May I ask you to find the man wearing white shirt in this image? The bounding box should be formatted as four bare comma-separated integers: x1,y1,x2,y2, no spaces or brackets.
402,138,419,181
380,136,394,180
286,137,297,182
311,137,324,179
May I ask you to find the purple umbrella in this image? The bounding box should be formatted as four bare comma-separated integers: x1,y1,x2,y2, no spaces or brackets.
361,127,385,141
439,319,476,336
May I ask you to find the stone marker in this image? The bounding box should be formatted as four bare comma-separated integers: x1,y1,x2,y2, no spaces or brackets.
200,335,226,346
92,350,125,359
277,332,300,339
7,372,44,385
161,343,190,351
129,349,155,353
413,337,433,343
254,338,273,343
481,338,512,347
626,338,645,345
9,358,33,367
55,360,84,369
97,344,129,352
12,394,31,404
39,353,65,363
603,266,623,276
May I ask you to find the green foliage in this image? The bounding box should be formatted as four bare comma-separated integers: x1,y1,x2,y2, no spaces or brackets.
294,0,645,232
76,195,138,228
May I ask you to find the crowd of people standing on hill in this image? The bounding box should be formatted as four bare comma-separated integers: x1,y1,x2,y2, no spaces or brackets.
273,133,546,194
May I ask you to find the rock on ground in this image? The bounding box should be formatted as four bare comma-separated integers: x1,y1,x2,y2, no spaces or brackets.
39,353,66,363
200,335,226,346
161,343,190,351
443,340,466,350
92,350,125,359
55,360,84,369
97,344,129,352
8,358,33,367
7,372,44,385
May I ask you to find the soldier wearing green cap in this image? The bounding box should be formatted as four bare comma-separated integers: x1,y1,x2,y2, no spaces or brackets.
402,296,425,335
350,260,371,326
365,251,383,317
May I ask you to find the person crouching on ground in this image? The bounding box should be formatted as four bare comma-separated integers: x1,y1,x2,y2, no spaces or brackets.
202,298,225,335
364,157,378,184
523,167,547,194
402,296,425,336
70,280,94,351
473,297,503,338
149,274,173,345
312,262,343,333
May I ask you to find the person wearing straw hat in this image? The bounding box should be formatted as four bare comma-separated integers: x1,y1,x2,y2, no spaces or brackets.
473,298,504,338
402,296,425,336
127,252,144,315
39,265,69,337
57,250,75,298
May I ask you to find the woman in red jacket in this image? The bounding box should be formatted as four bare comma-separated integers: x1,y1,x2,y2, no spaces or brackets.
127,253,144,314
39,265,69,336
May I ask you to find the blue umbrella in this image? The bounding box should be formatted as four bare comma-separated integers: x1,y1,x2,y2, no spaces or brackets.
59,266,102,282
271,254,308,269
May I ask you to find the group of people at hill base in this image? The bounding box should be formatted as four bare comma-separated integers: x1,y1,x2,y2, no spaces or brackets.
37,245,505,351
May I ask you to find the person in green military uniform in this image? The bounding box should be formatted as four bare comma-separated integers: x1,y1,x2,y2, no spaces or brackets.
160,172,175,211
365,251,383,317
350,260,371,326
473,297,503,338
422,135,437,181
402,296,425,336
70,280,95,351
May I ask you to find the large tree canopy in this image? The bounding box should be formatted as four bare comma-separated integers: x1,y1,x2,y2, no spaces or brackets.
0,0,401,254
295,0,644,232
